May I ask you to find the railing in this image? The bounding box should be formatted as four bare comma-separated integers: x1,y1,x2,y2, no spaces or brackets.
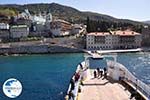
107,60,150,100
65,61,87,100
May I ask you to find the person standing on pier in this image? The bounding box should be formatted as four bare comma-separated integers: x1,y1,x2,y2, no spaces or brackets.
94,70,97,78
97,68,100,78
104,67,107,78
100,69,103,77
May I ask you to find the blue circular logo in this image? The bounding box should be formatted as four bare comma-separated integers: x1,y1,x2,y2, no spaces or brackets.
3,78,22,98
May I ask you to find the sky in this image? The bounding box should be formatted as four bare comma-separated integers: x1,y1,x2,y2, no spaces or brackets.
0,0,150,21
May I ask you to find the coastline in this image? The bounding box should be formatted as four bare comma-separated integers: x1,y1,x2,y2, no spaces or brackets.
0,44,148,56
0,45,84,56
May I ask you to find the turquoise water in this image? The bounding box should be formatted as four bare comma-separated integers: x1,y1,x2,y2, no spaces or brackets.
0,53,149,100
0,54,84,100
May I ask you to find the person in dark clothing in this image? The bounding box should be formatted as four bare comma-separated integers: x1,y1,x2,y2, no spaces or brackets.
68,91,75,100
70,78,75,90
100,69,103,77
104,67,107,78
130,91,137,99
94,70,97,78
97,68,100,77
104,67,107,72
75,72,80,82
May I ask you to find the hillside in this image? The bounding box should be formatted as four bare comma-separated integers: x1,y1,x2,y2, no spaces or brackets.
0,3,144,23
0,3,148,32
143,21,150,25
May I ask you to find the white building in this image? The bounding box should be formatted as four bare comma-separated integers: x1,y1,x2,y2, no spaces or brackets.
86,30,141,50
0,23,9,30
45,12,52,31
0,23,10,42
18,9,47,25
10,25,29,38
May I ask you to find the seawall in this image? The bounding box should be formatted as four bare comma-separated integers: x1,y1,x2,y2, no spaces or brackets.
0,44,83,55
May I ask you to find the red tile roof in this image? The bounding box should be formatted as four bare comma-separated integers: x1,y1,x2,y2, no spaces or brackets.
87,30,141,36
87,32,110,36
112,30,140,36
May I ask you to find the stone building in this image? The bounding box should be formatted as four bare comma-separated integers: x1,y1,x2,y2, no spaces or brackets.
10,25,29,39
86,30,141,50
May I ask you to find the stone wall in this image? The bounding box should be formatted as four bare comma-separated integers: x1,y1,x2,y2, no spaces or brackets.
0,45,83,55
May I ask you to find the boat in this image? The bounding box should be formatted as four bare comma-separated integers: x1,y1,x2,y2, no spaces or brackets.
65,52,150,100
87,51,104,60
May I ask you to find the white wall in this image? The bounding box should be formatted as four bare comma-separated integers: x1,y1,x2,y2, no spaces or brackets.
0,23,9,30
86,33,141,50
10,27,29,38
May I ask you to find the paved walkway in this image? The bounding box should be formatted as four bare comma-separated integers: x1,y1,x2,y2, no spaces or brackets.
78,69,135,100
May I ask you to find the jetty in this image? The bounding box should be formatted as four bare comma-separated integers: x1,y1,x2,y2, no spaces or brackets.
86,48,142,54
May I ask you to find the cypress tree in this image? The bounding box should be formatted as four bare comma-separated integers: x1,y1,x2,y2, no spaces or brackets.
86,16,90,33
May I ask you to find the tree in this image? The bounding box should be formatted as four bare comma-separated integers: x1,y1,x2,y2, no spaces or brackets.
86,16,90,33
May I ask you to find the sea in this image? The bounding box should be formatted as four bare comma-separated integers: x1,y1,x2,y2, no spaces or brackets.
0,52,149,100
